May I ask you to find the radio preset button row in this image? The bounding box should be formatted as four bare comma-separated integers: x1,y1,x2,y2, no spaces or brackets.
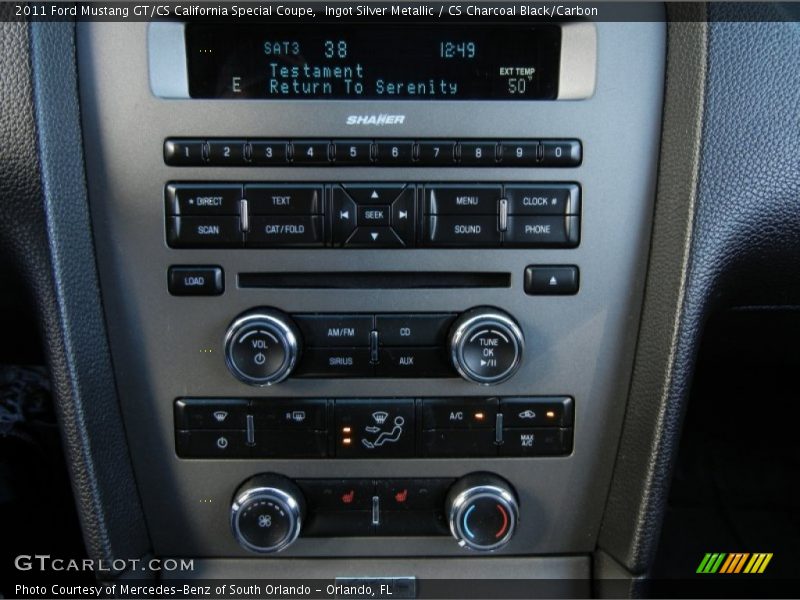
174,397,574,459
164,138,582,168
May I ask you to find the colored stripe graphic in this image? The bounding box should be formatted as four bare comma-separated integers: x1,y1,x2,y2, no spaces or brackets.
699,553,773,574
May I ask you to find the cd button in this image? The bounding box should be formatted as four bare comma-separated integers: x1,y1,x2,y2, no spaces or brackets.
167,216,243,248
504,216,580,248
425,215,501,247
357,205,391,227
247,216,323,247
425,185,501,215
245,185,323,215
375,314,456,346
250,141,290,165
206,140,246,165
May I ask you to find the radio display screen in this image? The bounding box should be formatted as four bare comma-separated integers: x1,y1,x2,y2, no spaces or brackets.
185,24,561,100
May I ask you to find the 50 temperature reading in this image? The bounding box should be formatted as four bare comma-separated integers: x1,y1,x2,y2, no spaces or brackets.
440,41,477,59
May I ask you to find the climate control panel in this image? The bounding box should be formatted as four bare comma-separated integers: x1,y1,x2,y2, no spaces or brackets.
230,473,519,553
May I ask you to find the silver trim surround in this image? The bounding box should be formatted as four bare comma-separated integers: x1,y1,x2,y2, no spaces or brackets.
223,310,300,386
148,22,189,98
448,484,519,552
230,486,303,554
147,22,597,101
449,308,524,385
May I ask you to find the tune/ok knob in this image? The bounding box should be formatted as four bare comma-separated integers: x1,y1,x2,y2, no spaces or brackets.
449,308,524,385
230,474,306,553
446,473,519,552
224,309,301,386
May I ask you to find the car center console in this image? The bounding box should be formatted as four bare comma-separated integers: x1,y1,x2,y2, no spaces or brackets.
77,17,665,561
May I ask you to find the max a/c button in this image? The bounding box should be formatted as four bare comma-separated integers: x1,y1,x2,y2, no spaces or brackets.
168,266,224,296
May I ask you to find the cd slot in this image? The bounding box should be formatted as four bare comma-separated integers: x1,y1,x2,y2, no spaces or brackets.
238,272,510,290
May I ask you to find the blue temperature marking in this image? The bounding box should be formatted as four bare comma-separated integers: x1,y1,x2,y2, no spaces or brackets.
463,505,476,539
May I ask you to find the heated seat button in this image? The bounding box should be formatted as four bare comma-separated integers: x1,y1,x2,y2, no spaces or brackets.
459,141,498,166
174,399,248,430
331,186,358,245
422,429,497,457
422,398,498,429
524,266,579,295
250,430,328,458
425,216,501,247
499,428,573,456
294,315,373,347
175,430,249,458
417,141,456,165
374,141,414,165
245,185,323,215
333,140,373,165
294,348,373,378
424,185,501,215
376,347,454,378
250,141,289,165
296,479,374,511
376,479,454,511
207,140,246,165
250,399,328,430
335,399,415,458
503,216,580,248
168,266,224,296
164,139,205,166
375,314,456,346
499,141,540,166
167,216,243,248
247,216,323,247
292,140,332,165
505,184,581,216
500,397,574,428
540,140,582,166
166,184,242,216
358,205,391,226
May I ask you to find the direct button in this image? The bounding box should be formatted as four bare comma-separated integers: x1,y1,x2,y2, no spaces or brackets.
166,184,242,216
294,315,373,347
168,266,224,296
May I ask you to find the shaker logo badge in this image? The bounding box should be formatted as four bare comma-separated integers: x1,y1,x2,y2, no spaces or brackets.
346,114,406,126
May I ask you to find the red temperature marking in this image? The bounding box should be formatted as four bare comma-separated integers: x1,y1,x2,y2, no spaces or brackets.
495,504,509,538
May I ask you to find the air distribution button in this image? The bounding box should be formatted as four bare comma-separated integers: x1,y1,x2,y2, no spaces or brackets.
449,308,524,385
224,309,302,386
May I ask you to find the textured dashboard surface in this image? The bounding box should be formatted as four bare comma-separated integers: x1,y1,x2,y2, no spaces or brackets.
600,5,800,576
0,20,151,572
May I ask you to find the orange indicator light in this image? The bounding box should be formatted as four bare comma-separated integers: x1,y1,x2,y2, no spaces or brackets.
546,411,555,418
342,427,352,433
474,412,485,421
343,437,352,445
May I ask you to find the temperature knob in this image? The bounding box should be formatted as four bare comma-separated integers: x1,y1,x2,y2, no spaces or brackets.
224,308,301,386
449,308,524,384
230,474,306,553
446,473,519,552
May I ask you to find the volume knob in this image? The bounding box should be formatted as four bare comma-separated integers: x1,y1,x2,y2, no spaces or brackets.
224,308,301,386
449,308,524,385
